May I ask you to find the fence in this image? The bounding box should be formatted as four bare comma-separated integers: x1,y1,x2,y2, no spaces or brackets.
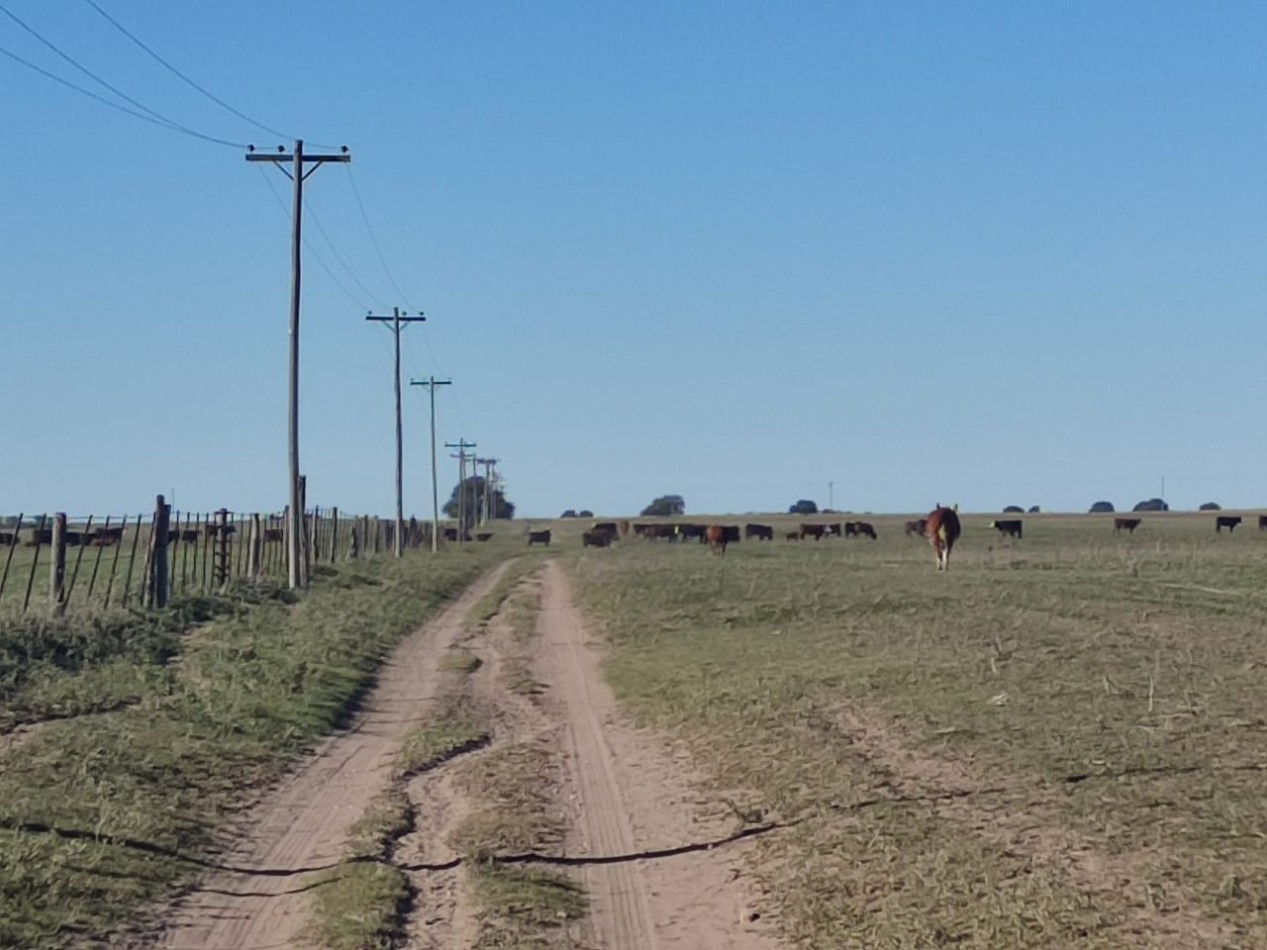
0,499,434,615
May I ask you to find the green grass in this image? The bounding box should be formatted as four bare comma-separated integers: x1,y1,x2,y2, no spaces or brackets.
306,862,411,950
471,865,586,949
396,706,492,778
568,512,1267,948
0,543,515,949
438,649,483,674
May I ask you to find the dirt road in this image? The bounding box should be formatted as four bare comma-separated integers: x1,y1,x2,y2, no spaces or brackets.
144,563,510,950
140,559,778,949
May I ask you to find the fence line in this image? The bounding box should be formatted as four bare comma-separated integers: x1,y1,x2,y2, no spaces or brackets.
0,499,436,615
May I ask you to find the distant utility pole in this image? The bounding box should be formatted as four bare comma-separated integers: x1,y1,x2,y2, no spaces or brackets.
475,458,499,525
366,308,425,557
828,481,834,511
410,376,452,553
246,139,351,590
445,439,477,543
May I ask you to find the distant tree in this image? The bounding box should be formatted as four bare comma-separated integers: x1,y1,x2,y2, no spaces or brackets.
788,499,818,515
1003,505,1024,514
1133,497,1169,512
578,509,594,518
1199,502,1221,511
641,495,685,517
443,476,515,530
1089,501,1115,513
560,509,578,518
1028,505,1041,513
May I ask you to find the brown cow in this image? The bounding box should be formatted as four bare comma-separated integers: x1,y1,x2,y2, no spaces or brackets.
1113,517,1141,534
785,531,800,541
799,524,827,540
704,524,728,555
904,518,927,537
923,505,961,571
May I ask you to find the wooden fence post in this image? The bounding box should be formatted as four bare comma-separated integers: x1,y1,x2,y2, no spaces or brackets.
329,507,339,564
248,514,262,577
50,512,67,614
148,495,171,608
214,509,230,587
22,514,47,613
299,476,310,587
0,512,22,604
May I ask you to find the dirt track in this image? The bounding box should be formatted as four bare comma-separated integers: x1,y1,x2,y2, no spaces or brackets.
139,559,779,949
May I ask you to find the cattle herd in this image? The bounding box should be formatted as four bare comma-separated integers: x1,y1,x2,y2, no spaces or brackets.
531,508,1267,570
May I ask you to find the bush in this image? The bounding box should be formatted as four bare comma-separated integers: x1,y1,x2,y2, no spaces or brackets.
1003,505,1024,513
578,509,594,518
1028,505,1041,513
1133,498,1169,512
1089,501,1115,513
560,510,578,519
788,499,818,515
1199,502,1221,511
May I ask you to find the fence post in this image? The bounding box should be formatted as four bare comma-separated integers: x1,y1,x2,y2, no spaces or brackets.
214,509,230,587
248,514,262,577
148,495,171,608
299,476,310,587
329,507,339,564
0,512,22,604
50,512,67,614
22,514,47,613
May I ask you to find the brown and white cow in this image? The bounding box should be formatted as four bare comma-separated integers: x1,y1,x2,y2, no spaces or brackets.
923,505,961,571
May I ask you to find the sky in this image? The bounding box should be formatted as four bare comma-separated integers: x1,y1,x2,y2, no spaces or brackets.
3,1,1267,519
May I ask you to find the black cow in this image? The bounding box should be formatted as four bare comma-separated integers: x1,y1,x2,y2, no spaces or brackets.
582,528,615,548
592,521,620,536
1113,518,1141,534
527,529,552,546
720,525,741,545
1259,515,1267,531
990,519,1023,539
1216,515,1242,533
678,523,708,543
845,521,877,539
476,532,493,542
745,523,774,541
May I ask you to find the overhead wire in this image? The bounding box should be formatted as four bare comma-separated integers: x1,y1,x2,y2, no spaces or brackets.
305,199,391,311
0,44,243,146
0,1,246,148
77,0,342,150
254,166,375,312
346,166,419,310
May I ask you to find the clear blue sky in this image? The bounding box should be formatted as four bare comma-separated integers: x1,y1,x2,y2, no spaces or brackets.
3,2,1267,519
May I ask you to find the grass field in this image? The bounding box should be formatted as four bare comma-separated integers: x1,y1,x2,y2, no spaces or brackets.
0,538,520,949
567,511,1267,948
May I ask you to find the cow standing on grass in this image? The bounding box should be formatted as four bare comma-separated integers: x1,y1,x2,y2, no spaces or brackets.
704,524,729,555
924,505,961,571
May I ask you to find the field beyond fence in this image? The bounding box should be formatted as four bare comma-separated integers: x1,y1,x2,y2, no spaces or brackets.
0,502,435,615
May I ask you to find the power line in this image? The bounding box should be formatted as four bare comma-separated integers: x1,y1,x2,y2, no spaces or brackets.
306,198,390,310
346,166,417,309
81,0,294,142
255,167,371,310
0,2,246,148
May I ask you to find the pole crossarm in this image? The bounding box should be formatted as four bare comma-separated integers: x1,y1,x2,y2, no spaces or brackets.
246,144,351,181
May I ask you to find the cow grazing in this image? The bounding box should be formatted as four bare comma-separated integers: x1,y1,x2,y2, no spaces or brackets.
1216,515,1242,533
822,523,845,537
476,532,493,542
704,524,729,555
845,521,877,540
263,527,285,543
1259,515,1267,531
527,529,552,546
904,518,927,538
0,532,16,546
924,505,961,571
799,524,828,541
592,521,620,536
582,528,615,548
1113,518,1141,534
678,523,708,543
745,523,774,541
989,519,1023,539
785,531,800,541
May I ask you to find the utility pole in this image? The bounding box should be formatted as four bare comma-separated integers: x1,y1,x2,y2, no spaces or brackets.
246,140,351,590
476,458,499,525
828,481,834,511
410,376,452,553
366,308,425,557
445,439,476,542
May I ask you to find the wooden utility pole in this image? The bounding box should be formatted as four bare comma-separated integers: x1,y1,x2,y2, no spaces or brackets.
445,438,476,543
246,140,351,590
410,376,452,553
476,457,499,525
366,308,426,557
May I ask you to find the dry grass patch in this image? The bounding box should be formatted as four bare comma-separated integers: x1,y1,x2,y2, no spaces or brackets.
397,704,491,779
438,649,483,674
449,740,565,860
306,862,410,950
471,865,586,949
568,516,1267,947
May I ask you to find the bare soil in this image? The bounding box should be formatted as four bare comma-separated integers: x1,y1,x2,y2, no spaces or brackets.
140,562,511,950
